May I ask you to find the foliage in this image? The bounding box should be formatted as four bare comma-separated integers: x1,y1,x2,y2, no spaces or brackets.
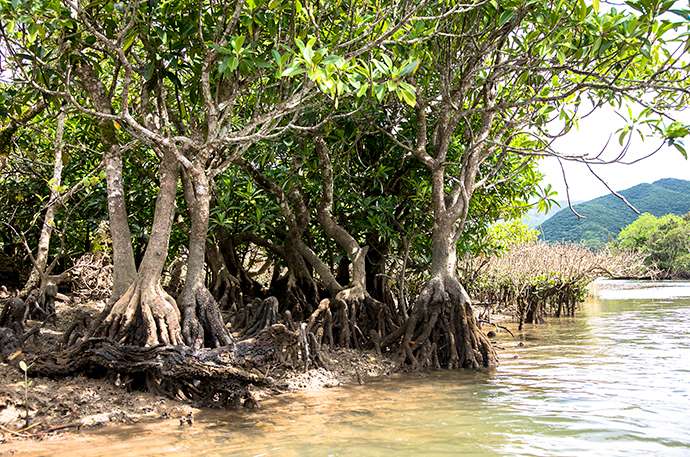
0,105,104,272
0,0,688,369
616,211,690,278
484,220,539,256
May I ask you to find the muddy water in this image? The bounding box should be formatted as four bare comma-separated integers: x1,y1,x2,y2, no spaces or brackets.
9,280,690,456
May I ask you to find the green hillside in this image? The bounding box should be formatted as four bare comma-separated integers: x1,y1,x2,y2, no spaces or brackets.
523,199,582,228
539,178,690,247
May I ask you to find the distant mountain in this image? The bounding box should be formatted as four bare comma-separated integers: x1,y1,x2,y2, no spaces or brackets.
539,178,690,247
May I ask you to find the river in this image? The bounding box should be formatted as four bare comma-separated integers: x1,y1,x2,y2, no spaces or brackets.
8,280,690,456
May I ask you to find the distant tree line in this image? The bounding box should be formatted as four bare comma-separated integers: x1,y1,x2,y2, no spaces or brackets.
616,212,690,279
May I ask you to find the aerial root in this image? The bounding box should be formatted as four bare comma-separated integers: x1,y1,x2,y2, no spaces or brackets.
182,286,233,349
96,280,182,346
385,275,497,370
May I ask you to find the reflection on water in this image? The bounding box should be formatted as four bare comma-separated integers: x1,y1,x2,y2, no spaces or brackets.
9,281,690,457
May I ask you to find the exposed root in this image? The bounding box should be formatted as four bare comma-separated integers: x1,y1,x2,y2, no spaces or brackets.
241,296,280,337
385,275,497,370
0,327,20,360
20,282,59,322
0,297,26,335
23,338,269,408
181,286,233,349
304,286,397,352
95,280,182,346
62,312,93,347
271,273,319,321
234,322,308,369
306,299,335,347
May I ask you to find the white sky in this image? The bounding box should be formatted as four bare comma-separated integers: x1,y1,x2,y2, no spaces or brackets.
540,107,690,201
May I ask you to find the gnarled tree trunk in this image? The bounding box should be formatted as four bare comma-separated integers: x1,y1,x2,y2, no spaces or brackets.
95,150,182,346
235,156,333,316
278,234,321,319
385,91,499,370
394,218,496,369
180,167,233,349
311,137,394,349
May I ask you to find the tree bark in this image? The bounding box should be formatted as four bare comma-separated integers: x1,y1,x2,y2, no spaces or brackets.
310,137,394,349
393,180,496,368
391,219,496,369
95,150,182,346
104,141,138,300
314,137,368,292
180,167,233,349
76,62,137,301
390,108,498,368
20,109,66,299
365,236,389,303
235,156,337,306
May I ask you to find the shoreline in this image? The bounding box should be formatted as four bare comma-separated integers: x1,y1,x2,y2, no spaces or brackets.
0,292,523,447
0,295,399,445
0,345,396,446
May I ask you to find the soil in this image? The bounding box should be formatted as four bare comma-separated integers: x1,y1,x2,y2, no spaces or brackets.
0,296,396,446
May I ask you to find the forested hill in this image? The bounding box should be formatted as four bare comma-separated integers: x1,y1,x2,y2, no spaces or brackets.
539,178,690,246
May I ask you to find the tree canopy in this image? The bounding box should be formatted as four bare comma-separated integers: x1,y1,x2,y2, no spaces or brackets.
0,0,688,375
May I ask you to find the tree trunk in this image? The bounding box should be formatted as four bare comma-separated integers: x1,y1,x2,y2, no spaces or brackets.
76,62,137,302
270,237,320,320
105,142,138,300
365,236,397,307
95,151,182,346
180,168,233,349
392,219,497,369
20,110,66,299
234,156,334,310
311,137,390,349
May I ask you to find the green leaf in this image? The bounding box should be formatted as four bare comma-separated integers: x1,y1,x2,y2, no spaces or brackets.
272,49,281,65
618,128,628,146
230,35,245,53
498,10,514,27
398,59,420,77
665,121,690,139
19,360,28,372
578,0,587,21
219,56,239,74
281,63,304,77
374,83,386,102
397,86,416,107
398,81,417,106
322,55,345,68
672,141,687,159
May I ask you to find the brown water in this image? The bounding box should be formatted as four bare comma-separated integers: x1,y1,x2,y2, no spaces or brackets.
8,280,690,456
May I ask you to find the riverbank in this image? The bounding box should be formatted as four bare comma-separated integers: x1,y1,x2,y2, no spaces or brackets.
3,280,689,457
0,348,394,445
0,297,396,445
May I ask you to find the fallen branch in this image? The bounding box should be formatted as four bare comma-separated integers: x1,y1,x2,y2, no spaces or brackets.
478,319,515,338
